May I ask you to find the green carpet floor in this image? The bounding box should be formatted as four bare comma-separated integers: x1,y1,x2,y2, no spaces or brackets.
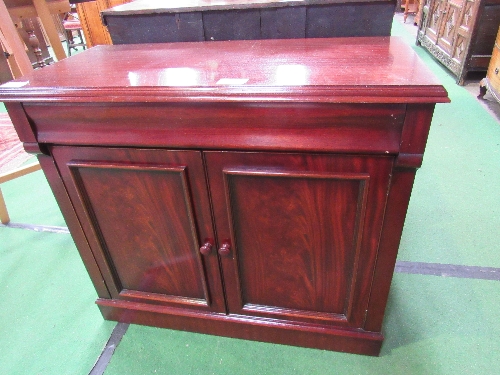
391,20,500,268
0,229,116,374
103,275,500,375
0,170,66,227
1,15,499,375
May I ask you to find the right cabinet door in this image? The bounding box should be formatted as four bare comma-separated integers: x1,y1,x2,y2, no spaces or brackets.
205,152,394,329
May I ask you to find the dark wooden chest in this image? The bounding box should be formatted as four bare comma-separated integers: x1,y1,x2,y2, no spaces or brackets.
101,0,396,44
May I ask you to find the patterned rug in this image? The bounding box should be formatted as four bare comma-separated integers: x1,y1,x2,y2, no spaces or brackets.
0,112,35,174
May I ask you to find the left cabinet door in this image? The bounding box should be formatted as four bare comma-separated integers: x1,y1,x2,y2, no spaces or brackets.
52,146,225,313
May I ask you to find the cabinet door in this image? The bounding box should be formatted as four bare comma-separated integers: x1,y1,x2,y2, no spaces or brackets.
52,146,225,313
436,0,466,57
450,0,478,63
425,0,449,43
205,152,393,328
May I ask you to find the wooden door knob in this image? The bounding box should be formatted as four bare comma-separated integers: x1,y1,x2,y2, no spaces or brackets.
218,242,231,256
199,241,213,255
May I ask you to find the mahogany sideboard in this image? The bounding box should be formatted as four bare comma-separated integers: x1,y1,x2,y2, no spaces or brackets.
101,0,396,44
0,37,449,356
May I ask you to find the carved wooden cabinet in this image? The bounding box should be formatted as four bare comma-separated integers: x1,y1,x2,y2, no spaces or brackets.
417,0,500,84
76,0,133,46
0,37,449,356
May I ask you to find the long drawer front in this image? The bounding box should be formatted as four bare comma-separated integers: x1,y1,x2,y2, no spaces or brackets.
23,102,406,154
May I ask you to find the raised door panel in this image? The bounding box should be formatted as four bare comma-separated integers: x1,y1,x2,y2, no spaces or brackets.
425,0,448,43
436,0,466,56
205,152,393,328
51,146,225,313
451,0,478,62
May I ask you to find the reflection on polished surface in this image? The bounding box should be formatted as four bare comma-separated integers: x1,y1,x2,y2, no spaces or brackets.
0,37,448,104
127,72,139,86
158,68,200,86
127,64,310,87
129,68,200,86
275,65,309,85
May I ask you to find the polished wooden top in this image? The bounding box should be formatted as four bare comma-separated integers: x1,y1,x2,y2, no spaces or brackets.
102,0,390,15
0,37,449,103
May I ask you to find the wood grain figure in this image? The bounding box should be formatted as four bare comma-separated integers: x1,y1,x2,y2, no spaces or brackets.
0,37,449,356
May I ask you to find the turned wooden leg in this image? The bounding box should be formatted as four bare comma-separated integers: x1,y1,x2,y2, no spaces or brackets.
32,0,67,61
478,78,487,99
0,2,33,77
404,0,410,22
22,18,45,68
414,0,423,26
0,188,10,225
65,29,75,56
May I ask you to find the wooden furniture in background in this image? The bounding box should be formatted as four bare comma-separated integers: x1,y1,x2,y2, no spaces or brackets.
1,0,71,83
403,0,418,22
0,37,449,356
404,0,424,25
415,0,425,26
0,112,40,225
101,0,396,44
478,26,500,101
0,0,33,79
0,43,14,83
62,9,86,55
16,16,56,68
0,161,41,224
6,0,69,61
417,0,500,84
75,0,131,47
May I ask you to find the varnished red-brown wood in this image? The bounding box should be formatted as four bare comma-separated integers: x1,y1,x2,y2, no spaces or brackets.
4,103,37,144
50,146,226,312
364,104,436,332
363,168,417,332
199,241,214,256
0,38,449,104
37,154,111,299
97,298,383,356
205,152,393,328
22,102,405,154
0,37,449,356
